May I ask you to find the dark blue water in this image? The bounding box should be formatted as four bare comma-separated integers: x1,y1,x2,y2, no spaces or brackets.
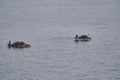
0,0,120,80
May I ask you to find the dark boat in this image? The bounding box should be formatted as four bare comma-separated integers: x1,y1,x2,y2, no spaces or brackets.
8,41,31,48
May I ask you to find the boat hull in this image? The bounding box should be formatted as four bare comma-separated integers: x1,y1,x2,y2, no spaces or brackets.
74,37,91,41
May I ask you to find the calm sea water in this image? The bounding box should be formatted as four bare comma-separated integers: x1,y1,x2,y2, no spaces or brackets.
0,0,120,80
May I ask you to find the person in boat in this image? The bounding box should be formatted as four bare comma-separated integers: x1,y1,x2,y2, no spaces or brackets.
75,34,79,38
8,40,11,47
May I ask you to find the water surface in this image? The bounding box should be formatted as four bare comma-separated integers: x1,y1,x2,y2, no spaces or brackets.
0,0,120,80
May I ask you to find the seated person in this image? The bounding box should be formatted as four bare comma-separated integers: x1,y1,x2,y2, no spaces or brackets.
75,34,79,38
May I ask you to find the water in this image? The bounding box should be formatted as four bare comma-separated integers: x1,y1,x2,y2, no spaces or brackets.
0,0,120,80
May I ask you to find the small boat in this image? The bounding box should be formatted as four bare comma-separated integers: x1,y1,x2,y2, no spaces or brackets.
7,41,31,48
74,34,91,41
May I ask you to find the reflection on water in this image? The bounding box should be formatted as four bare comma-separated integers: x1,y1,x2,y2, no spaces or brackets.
0,0,120,80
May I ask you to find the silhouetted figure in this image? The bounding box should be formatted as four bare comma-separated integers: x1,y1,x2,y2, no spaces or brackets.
75,34,79,38
8,41,11,47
